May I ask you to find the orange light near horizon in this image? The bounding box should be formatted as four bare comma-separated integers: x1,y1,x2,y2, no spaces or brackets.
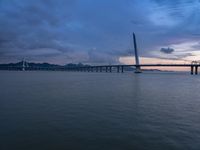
119,56,190,71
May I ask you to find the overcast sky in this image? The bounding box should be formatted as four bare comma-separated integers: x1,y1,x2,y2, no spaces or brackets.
0,0,200,64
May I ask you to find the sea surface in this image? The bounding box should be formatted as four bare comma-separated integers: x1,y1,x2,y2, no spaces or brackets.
0,71,200,150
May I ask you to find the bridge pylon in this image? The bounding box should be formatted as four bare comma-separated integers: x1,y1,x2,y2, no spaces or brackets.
133,32,142,73
22,58,25,71
22,58,29,71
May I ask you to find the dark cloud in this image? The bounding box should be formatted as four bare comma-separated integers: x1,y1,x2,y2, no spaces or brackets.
0,0,200,63
160,47,174,54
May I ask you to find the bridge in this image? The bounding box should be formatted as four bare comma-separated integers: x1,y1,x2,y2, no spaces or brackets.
1,61,199,75
2,63,197,75
83,33,199,75
69,64,200,75
1,33,199,75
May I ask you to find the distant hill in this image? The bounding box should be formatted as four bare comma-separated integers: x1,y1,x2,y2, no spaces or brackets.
0,61,89,68
0,61,90,71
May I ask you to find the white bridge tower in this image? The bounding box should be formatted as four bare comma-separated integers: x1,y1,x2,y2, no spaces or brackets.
133,32,141,73
22,58,28,71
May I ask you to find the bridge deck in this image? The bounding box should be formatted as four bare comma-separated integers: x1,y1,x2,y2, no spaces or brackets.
0,64,199,75
93,64,200,67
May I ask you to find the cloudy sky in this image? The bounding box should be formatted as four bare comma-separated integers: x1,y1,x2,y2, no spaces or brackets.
0,0,200,65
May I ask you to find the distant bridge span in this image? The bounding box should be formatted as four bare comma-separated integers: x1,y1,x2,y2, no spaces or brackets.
0,63,199,75
83,31,200,75
94,64,196,67
78,64,200,75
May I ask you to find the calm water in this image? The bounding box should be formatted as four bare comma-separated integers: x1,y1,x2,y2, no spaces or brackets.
0,71,200,150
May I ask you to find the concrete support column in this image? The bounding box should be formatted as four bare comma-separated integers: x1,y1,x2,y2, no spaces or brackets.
100,67,102,72
109,66,112,72
121,66,124,73
106,66,108,72
195,66,198,75
117,66,120,73
191,66,194,75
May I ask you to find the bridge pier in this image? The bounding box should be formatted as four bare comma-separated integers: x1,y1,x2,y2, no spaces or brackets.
191,66,194,75
106,66,108,72
195,66,198,75
109,66,112,72
191,65,198,75
117,66,120,73
121,66,124,73
100,66,102,72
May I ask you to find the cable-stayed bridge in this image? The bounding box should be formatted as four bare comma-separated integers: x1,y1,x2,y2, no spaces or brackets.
0,33,199,75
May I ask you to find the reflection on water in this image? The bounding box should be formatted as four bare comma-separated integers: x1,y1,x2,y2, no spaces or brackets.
0,71,200,150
